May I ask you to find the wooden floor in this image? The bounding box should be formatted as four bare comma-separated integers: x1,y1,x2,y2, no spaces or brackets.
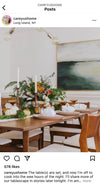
29,140,51,152
0,140,51,152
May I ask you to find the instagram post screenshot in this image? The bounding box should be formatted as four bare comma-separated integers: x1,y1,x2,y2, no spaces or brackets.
0,0,100,184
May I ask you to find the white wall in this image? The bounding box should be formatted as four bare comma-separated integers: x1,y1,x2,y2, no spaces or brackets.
10,28,56,82
0,40,10,92
46,27,100,43
0,28,100,106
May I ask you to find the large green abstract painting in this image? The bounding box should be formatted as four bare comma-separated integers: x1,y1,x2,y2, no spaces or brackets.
57,40,100,90
57,60,100,90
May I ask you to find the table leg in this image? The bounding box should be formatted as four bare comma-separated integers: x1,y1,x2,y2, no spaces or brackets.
23,131,29,152
94,125,100,152
41,128,44,148
78,116,84,128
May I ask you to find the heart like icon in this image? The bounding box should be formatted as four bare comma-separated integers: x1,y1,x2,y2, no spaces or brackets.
3,155,10,161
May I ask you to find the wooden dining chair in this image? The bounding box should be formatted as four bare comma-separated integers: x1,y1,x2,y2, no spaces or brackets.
0,129,43,150
63,113,100,152
1,97,43,150
0,137,36,152
49,103,90,144
0,138,16,152
50,119,82,144
1,97,16,109
0,138,11,146
38,114,100,152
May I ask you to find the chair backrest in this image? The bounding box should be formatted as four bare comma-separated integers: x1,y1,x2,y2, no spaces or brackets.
79,114,100,152
1,97,16,108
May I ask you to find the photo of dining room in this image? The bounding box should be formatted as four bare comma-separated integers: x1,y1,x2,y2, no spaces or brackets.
0,27,100,152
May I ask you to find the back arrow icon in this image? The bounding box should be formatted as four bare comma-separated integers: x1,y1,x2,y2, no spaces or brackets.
2,5,6,10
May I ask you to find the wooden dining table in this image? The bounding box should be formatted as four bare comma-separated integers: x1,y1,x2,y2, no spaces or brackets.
0,107,99,152
0,114,84,152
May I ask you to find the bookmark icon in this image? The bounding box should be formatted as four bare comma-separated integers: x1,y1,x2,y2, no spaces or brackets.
90,155,95,161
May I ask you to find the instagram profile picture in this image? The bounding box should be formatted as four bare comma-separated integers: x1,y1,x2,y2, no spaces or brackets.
2,15,12,25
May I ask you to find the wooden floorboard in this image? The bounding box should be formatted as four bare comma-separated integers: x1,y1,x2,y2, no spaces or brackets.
30,140,51,148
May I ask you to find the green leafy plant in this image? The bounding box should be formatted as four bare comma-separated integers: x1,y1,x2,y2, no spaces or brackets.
54,103,61,111
5,73,66,107
40,72,55,89
5,79,34,97
16,110,26,119
0,115,16,120
0,105,35,120
48,88,66,101
27,105,34,115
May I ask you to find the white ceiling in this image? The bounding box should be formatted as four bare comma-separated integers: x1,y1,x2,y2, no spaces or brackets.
0,27,100,43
